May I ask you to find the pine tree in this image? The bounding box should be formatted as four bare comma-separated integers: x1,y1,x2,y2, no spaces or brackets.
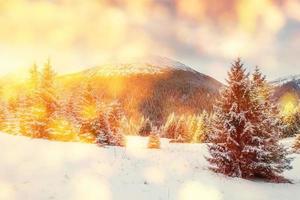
106,101,125,146
77,83,98,142
163,112,178,139
193,111,211,143
138,118,152,136
120,116,139,135
148,127,161,149
28,60,58,139
40,59,57,117
250,67,292,182
207,59,292,182
170,116,190,143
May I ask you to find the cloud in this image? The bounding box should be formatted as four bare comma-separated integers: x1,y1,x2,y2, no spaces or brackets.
0,0,299,81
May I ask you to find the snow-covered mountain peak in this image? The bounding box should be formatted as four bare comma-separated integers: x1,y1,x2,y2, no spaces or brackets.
272,74,300,87
83,56,196,76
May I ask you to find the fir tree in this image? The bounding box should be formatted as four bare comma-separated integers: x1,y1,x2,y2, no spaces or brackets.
250,67,292,182
77,83,98,142
40,59,57,117
106,101,125,146
163,112,177,139
138,118,152,137
207,59,292,182
148,127,161,149
27,60,58,138
170,116,190,143
194,111,211,143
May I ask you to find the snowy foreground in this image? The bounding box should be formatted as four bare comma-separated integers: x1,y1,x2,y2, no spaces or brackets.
0,133,300,200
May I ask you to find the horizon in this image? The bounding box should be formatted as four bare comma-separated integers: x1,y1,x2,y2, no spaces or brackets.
0,56,298,84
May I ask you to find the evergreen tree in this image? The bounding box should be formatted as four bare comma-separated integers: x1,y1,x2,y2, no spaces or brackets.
40,59,57,117
193,111,211,143
163,112,178,139
106,101,125,146
138,118,152,136
77,83,99,142
207,59,292,182
148,127,161,149
26,60,58,138
170,116,190,143
251,67,292,182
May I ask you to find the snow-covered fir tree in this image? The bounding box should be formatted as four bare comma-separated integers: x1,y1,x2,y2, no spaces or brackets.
207,59,292,182
170,116,190,143
28,60,58,138
77,83,99,142
105,101,125,146
120,116,139,135
148,127,161,149
250,67,292,182
138,118,152,137
193,111,211,143
163,112,177,139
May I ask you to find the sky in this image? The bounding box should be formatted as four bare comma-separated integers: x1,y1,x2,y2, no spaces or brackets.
0,0,300,82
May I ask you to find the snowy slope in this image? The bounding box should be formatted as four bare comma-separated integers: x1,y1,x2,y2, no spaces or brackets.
82,56,197,76
0,133,299,200
272,74,300,87
271,75,300,101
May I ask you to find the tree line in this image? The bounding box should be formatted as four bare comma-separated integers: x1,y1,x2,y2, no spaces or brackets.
0,58,299,182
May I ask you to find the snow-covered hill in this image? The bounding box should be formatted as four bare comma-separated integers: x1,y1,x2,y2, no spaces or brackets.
82,56,197,77
272,74,300,87
271,75,300,101
59,57,222,124
0,133,299,200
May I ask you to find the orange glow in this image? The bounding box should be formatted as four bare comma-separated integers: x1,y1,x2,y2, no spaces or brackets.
30,104,47,119
80,104,98,120
49,119,79,142
107,78,125,98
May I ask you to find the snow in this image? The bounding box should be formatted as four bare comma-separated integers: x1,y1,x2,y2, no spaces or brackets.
0,133,300,200
83,56,197,76
271,74,300,87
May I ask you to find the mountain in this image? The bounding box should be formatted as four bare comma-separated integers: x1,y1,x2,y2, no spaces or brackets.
271,75,300,101
59,56,223,125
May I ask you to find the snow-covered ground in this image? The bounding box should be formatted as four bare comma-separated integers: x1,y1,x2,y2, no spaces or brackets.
0,133,299,200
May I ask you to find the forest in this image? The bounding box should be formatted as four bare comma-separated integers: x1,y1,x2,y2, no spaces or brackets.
0,58,300,183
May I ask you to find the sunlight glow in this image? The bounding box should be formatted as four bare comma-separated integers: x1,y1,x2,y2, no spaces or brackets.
80,105,97,120
279,93,299,117
0,181,15,200
49,119,78,142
